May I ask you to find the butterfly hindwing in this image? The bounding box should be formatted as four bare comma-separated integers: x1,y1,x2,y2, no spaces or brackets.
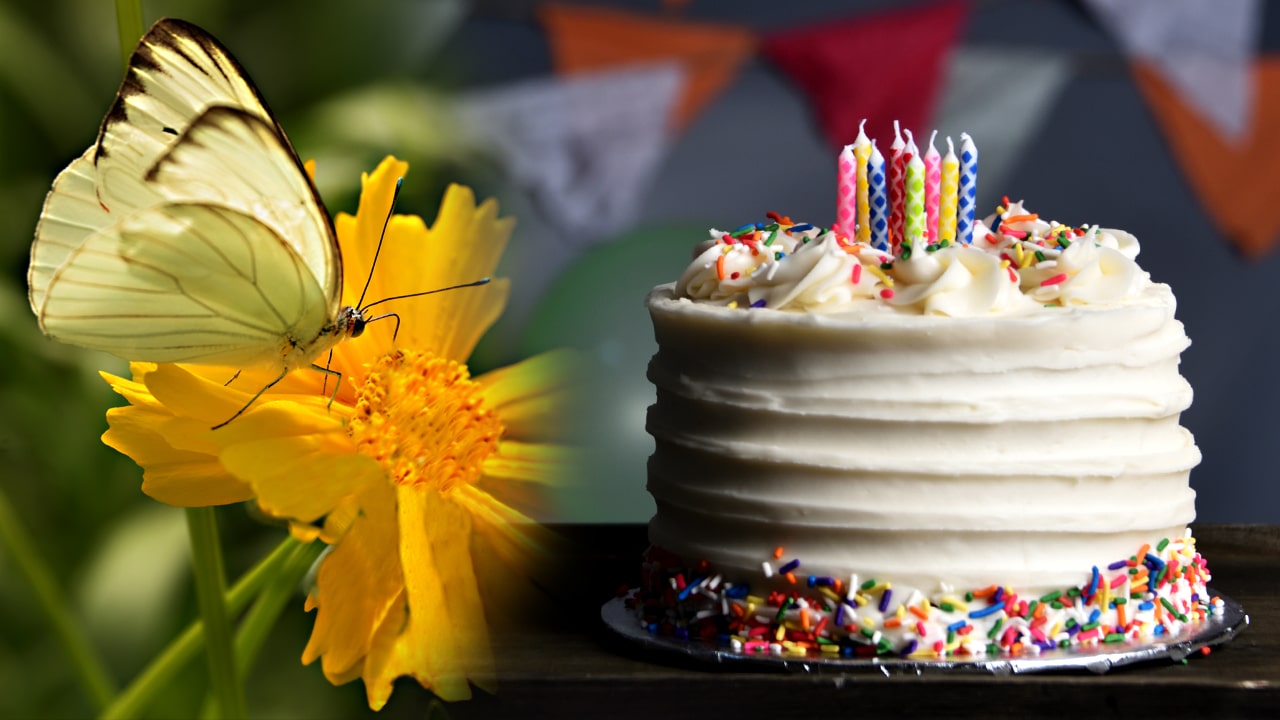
147,106,340,313
38,203,331,367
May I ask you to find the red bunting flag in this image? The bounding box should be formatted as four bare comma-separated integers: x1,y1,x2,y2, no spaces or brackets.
1134,58,1280,257
760,0,969,147
538,3,755,130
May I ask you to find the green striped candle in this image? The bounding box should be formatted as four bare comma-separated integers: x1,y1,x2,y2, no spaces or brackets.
903,135,926,257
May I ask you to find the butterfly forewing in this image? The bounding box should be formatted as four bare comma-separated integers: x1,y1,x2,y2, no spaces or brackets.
95,18,274,176
39,203,331,367
31,17,297,314
29,150,112,313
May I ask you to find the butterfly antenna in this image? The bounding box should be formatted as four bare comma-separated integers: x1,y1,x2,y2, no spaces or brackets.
359,278,491,313
356,177,404,311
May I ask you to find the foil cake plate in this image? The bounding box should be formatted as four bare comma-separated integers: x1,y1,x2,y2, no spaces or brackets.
601,589,1248,675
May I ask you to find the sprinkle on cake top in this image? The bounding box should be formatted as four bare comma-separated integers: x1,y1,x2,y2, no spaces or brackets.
676,199,1151,316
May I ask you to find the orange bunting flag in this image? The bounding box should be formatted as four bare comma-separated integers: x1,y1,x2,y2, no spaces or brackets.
760,0,968,148
538,3,755,130
1134,58,1280,258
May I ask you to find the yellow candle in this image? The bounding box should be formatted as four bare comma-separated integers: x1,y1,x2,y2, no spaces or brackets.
854,119,872,243
939,136,959,243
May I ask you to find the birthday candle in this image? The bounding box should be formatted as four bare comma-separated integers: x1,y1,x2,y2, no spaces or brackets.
889,120,907,248
939,136,959,243
903,136,926,256
923,130,941,247
854,119,872,243
957,132,979,244
837,144,857,236
868,140,889,251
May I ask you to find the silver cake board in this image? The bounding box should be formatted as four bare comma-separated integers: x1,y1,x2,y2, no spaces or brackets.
601,589,1248,675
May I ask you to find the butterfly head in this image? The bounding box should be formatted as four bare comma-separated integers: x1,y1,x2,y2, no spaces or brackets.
337,305,367,339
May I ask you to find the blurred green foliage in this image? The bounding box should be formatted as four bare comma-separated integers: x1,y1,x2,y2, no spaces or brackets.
0,0,519,716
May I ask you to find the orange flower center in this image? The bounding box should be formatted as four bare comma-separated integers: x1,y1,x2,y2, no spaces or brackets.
347,350,502,492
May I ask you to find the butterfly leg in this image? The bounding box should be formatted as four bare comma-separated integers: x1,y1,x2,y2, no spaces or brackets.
310,363,344,413
223,369,242,387
364,312,402,341
320,349,335,395
211,367,289,430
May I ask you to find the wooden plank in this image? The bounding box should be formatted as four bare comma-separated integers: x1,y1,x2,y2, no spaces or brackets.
438,524,1279,718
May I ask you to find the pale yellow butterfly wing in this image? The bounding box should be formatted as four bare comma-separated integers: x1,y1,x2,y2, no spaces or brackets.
30,19,344,370
38,202,331,367
30,18,278,314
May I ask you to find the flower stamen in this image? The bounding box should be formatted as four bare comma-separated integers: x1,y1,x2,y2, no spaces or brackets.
348,350,502,492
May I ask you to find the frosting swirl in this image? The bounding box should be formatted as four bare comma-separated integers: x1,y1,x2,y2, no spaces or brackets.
676,202,1152,316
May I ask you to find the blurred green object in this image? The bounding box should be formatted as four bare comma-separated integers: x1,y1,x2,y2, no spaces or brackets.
520,225,705,523
0,2,477,716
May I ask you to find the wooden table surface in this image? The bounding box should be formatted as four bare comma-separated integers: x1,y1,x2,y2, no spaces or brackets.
444,524,1278,719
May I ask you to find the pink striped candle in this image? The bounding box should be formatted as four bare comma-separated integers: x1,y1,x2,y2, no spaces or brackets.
854,119,872,243
923,130,941,247
888,120,906,249
837,144,857,236
939,136,959,243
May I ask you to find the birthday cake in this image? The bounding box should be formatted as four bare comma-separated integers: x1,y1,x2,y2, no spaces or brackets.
636,129,1219,659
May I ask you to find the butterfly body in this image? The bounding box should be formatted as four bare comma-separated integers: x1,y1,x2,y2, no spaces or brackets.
30,20,348,378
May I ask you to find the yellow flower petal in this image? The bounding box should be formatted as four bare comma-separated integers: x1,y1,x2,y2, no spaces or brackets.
335,156,409,317
103,407,251,506
102,366,163,411
455,486,555,560
364,487,494,706
332,167,515,363
455,484,565,587
142,363,266,428
302,482,402,678
474,350,579,442
483,441,571,484
220,430,382,523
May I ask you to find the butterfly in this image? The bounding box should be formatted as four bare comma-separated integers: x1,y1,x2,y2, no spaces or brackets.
29,19,474,427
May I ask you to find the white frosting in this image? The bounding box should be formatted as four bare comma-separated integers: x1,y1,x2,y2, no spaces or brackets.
645,209,1200,596
677,202,1151,318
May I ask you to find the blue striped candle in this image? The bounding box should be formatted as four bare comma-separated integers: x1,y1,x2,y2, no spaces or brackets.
957,132,978,244
868,140,889,251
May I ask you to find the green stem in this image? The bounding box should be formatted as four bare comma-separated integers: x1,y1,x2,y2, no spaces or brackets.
184,507,245,720
113,0,144,69
100,536,304,720
199,540,325,719
0,485,116,710
234,540,325,680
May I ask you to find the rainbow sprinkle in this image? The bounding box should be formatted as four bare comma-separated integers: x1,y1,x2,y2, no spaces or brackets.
632,533,1220,660
702,200,1115,312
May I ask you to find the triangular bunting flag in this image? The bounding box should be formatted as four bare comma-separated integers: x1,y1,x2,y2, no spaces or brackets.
760,0,968,148
538,2,754,129
1085,0,1261,141
1133,58,1280,257
933,48,1074,209
457,64,683,245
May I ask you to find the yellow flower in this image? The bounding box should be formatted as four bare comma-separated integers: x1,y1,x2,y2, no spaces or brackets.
100,157,573,706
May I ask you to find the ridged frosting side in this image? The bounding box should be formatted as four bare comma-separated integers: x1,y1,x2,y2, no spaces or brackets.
645,282,1198,595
